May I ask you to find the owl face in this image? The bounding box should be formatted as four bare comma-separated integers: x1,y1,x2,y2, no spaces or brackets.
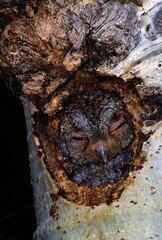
58,90,135,188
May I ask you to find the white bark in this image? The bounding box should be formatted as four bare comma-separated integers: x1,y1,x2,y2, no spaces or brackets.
1,1,162,239
22,98,162,240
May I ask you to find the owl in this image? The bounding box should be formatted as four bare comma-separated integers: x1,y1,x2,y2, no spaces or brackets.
58,89,135,188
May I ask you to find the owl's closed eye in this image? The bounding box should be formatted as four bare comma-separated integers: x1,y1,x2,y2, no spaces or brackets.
58,90,135,188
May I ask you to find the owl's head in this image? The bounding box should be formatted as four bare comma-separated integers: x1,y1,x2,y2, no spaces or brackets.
58,89,135,187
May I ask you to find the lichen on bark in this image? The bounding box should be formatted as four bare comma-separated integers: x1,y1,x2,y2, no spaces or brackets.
0,0,162,239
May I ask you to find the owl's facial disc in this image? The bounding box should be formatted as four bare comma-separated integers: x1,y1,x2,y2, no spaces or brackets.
58,90,135,188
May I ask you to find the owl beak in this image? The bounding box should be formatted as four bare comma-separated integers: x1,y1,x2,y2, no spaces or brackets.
96,142,108,163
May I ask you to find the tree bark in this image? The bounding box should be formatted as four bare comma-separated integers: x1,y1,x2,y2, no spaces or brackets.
0,0,162,239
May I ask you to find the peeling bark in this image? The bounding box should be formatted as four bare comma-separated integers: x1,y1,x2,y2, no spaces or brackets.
0,0,162,239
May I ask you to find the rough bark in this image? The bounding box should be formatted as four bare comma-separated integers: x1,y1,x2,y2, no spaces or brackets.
0,0,162,239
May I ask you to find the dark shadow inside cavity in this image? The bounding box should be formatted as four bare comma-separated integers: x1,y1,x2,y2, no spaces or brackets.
143,95,162,122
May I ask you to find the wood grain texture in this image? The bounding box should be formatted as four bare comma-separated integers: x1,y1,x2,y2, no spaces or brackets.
0,0,162,239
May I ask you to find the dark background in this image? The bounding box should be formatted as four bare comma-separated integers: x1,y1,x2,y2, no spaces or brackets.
0,78,36,239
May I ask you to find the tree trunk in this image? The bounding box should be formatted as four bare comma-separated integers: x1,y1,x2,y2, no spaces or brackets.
0,0,162,239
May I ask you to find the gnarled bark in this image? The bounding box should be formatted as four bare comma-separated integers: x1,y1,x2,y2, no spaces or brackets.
0,0,162,239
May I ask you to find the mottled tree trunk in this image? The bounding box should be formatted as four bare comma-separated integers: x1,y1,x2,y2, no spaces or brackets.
0,0,162,239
